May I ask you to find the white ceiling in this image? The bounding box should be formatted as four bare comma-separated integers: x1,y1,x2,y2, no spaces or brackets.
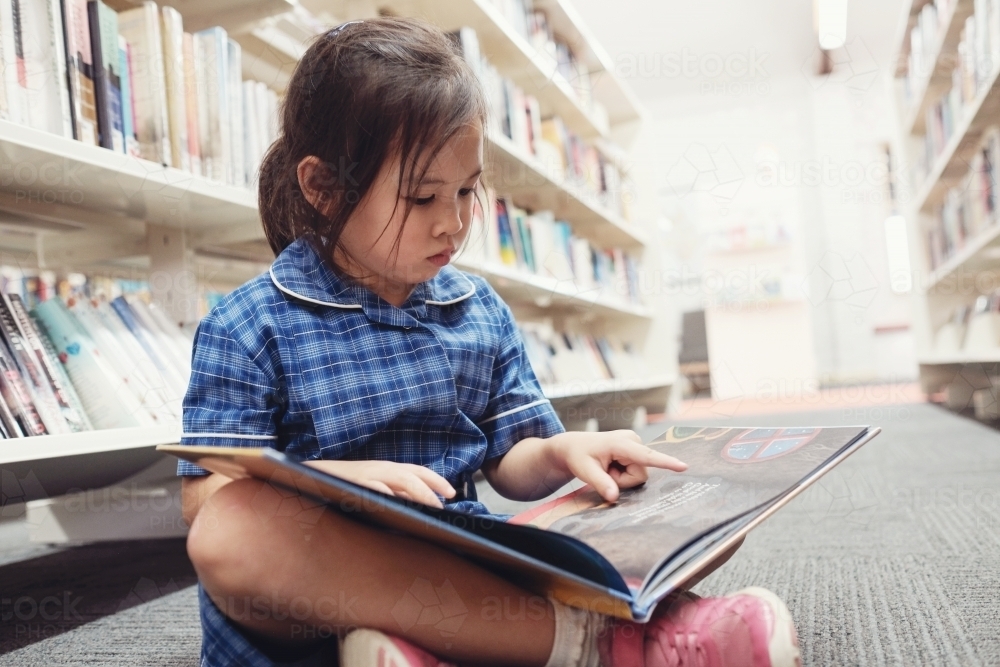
571,0,909,103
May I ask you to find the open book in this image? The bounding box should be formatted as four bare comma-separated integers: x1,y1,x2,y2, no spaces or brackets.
160,424,880,621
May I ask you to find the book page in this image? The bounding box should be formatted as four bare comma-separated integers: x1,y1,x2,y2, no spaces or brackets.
511,426,867,590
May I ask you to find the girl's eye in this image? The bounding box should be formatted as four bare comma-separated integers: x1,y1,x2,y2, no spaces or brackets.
412,195,435,206
458,188,474,197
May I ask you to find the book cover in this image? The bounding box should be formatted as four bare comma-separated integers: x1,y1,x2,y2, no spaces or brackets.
118,0,169,165
87,0,123,151
61,0,98,144
31,299,143,429
66,297,174,424
6,293,91,431
109,295,186,396
160,5,188,171
159,425,880,621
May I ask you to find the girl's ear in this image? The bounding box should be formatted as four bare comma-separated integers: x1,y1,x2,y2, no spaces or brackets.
297,155,338,216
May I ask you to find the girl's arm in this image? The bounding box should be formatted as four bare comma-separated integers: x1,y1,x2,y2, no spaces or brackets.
481,430,688,503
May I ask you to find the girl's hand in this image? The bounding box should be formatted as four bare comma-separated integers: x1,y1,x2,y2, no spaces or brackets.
304,459,456,509
547,430,688,503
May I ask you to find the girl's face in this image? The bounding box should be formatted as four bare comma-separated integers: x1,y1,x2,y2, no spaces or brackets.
335,121,483,307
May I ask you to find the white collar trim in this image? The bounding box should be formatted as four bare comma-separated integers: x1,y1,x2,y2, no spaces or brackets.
426,272,477,305
269,266,363,309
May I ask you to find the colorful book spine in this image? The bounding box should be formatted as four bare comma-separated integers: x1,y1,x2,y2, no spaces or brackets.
0,294,69,434
118,34,139,156
0,335,47,436
87,0,123,152
6,293,91,431
61,0,98,144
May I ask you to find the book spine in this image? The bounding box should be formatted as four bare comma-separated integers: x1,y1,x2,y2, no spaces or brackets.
160,5,188,171
118,34,136,155
0,336,47,436
6,293,92,431
61,0,98,144
0,294,68,433
86,0,110,149
45,0,74,137
227,38,243,187
183,31,200,175
10,0,30,123
97,0,122,151
118,1,168,165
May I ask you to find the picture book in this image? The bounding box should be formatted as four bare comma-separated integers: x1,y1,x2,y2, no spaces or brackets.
160,424,880,621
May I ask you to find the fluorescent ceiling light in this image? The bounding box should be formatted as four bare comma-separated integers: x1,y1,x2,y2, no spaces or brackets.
816,0,848,50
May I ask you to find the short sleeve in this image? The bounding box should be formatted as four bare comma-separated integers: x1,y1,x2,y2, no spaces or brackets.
176,313,282,476
479,299,564,460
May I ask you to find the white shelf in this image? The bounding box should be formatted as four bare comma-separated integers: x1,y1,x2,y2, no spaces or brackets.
305,0,610,139
0,119,259,232
919,351,1000,367
925,220,1000,289
488,132,645,249
452,255,651,319
913,62,1000,213
0,425,181,504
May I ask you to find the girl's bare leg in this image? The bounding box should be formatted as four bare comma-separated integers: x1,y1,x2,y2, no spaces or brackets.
188,477,564,667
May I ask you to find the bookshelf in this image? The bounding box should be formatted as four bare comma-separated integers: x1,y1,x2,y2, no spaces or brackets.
893,0,1000,402
0,0,673,515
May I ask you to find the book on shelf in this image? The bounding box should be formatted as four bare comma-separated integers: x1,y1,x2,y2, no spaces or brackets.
61,0,99,144
194,26,229,183
88,0,124,152
467,193,641,303
226,37,244,188
118,0,169,165
0,293,72,434
182,31,201,174
926,125,1000,269
0,312,49,437
118,33,140,156
5,293,91,432
159,425,880,621
160,4,188,170
519,322,642,388
20,0,74,137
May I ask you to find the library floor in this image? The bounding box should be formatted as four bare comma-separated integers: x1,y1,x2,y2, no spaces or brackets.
1,400,999,666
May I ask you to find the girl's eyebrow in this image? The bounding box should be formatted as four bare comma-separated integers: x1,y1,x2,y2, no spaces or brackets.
421,167,483,186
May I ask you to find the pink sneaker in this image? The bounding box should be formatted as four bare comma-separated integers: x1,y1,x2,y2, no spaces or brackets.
340,628,456,667
600,587,801,667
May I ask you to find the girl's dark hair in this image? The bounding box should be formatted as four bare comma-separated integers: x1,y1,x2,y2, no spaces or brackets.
258,17,489,262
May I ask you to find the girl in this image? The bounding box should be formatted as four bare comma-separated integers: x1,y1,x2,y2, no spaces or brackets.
178,17,801,667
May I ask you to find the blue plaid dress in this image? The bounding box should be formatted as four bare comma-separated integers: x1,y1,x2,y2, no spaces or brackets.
179,238,564,666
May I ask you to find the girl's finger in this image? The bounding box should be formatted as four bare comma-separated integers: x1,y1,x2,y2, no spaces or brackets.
572,456,621,503
391,472,444,509
612,442,687,472
407,465,457,498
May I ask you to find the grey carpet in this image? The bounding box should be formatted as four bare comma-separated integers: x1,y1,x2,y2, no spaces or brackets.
2,402,998,665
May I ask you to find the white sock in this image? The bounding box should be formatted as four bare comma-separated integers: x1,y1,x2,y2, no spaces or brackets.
543,598,610,667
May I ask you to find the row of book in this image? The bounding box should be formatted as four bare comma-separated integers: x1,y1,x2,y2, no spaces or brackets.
927,126,1000,269
902,0,956,104
484,0,600,118
464,194,642,304
0,0,281,188
452,26,631,221
919,0,1000,180
0,286,191,439
519,322,643,388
